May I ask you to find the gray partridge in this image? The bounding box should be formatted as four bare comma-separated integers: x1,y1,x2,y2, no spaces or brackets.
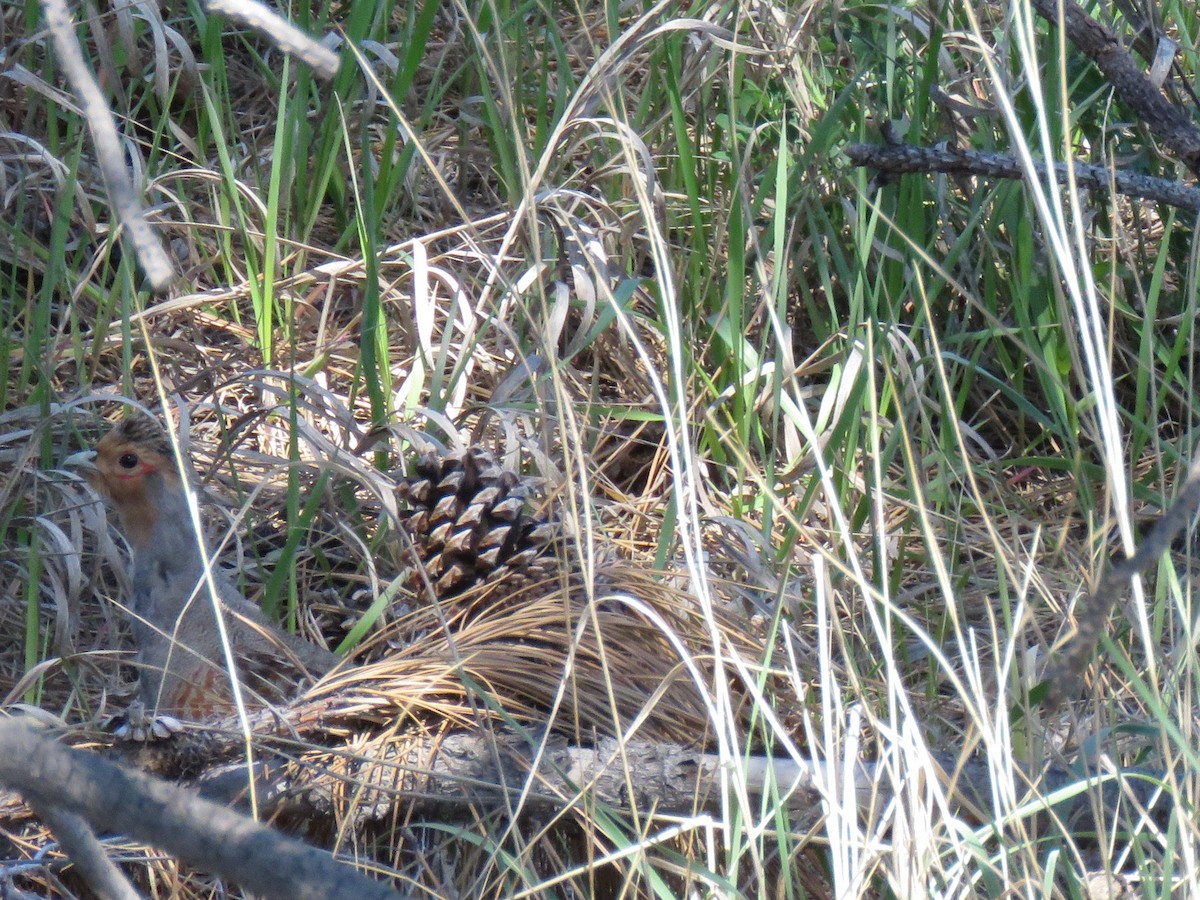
66,415,338,736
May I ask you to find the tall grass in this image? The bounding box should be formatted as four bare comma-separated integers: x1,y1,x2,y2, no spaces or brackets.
2,0,1199,895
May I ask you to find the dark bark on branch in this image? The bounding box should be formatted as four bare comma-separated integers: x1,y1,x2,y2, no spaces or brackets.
1042,451,1200,708
0,719,404,900
1027,0,1200,176
844,142,1200,212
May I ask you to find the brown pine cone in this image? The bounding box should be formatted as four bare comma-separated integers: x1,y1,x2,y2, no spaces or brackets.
394,447,559,596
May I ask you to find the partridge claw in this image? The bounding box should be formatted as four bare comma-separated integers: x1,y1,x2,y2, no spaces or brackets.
102,700,185,742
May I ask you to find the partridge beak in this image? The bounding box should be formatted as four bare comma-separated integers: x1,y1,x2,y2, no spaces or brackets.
63,448,98,471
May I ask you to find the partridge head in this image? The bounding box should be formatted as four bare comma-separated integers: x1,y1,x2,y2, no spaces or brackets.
66,416,193,555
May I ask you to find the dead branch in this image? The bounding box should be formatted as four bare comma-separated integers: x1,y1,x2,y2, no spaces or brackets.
844,142,1200,212
40,0,175,292
1042,450,1200,708
1027,0,1200,176
24,801,139,900
119,710,1169,839
37,0,341,292
205,0,340,79
0,718,404,900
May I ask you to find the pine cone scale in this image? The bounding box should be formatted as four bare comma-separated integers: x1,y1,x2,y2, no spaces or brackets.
395,446,558,598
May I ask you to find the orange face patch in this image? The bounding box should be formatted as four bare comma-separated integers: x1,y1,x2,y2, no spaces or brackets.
103,447,161,480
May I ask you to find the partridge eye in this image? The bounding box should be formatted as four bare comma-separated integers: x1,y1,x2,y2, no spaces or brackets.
118,452,139,470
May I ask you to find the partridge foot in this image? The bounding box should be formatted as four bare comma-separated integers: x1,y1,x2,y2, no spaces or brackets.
101,700,185,742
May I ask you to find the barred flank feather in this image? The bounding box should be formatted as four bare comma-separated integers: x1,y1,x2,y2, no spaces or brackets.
396,448,558,595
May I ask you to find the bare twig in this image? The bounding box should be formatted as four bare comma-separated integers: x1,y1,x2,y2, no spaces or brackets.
1042,451,1200,709
25,802,139,900
205,0,340,80
40,0,175,292
39,0,341,293
0,718,404,900
844,142,1200,212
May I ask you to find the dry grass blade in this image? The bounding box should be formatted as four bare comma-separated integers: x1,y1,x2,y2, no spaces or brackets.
12,0,1200,894
313,562,774,747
